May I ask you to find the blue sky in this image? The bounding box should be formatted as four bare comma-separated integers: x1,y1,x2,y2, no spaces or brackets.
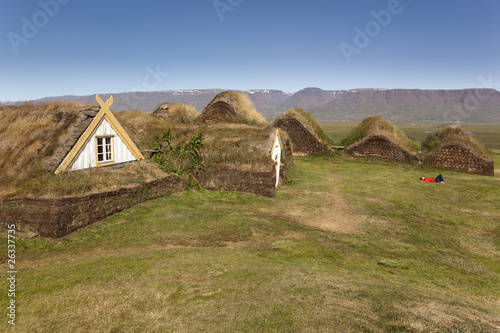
1,0,499,101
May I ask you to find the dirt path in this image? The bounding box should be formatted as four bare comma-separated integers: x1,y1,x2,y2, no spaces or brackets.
285,188,359,234
262,175,363,234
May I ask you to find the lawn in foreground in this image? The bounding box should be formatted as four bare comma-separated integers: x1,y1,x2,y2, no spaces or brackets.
2,157,499,332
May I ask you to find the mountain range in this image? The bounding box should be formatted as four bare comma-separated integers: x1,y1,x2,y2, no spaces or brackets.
3,87,500,123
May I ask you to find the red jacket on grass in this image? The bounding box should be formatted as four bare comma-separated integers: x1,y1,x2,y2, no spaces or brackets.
420,174,444,183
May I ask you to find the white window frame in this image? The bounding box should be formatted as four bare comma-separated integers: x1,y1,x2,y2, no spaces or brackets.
96,136,114,164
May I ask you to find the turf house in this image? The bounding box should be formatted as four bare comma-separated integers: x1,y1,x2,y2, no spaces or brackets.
422,124,494,176
195,126,290,196
342,115,420,164
152,102,199,124
0,96,184,237
194,91,267,125
273,108,334,157
55,94,145,174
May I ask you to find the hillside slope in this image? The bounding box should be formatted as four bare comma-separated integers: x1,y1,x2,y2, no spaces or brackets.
9,88,500,122
278,87,342,110
315,88,500,122
29,89,290,115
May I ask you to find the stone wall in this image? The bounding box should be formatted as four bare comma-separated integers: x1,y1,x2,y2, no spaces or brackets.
197,102,237,125
274,118,331,157
197,164,290,198
422,144,494,176
281,136,294,167
344,135,419,164
0,174,185,237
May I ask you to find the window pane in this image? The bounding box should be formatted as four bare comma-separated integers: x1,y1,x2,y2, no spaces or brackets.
97,136,112,163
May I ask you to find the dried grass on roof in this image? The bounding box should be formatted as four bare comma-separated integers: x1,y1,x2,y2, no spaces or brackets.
17,161,168,199
274,108,334,146
1,104,284,200
341,115,420,153
158,124,281,171
196,91,267,126
201,124,283,171
422,124,492,159
117,111,283,172
0,102,86,195
114,110,173,150
153,103,199,124
0,103,167,200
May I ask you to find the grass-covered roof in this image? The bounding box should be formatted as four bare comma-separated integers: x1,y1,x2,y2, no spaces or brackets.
195,91,267,126
117,111,287,173
422,124,492,159
274,108,334,146
0,102,284,200
0,101,83,197
341,115,420,153
0,102,167,200
153,103,199,124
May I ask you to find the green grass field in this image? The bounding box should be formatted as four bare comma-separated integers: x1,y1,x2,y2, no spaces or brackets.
2,156,499,332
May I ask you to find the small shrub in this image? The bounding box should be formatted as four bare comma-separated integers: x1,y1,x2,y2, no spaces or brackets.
150,127,205,176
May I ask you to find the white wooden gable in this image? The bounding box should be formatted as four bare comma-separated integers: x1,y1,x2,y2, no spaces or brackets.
271,129,282,188
55,94,144,174
68,118,137,172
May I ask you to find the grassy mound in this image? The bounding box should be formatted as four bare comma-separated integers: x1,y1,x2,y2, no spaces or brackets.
16,161,168,198
275,108,334,146
200,124,286,171
118,110,290,174
116,110,179,149
341,115,420,152
422,124,492,159
197,91,267,126
153,103,199,124
0,102,86,197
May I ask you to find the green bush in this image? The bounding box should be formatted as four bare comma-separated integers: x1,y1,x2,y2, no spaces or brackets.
150,127,205,176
